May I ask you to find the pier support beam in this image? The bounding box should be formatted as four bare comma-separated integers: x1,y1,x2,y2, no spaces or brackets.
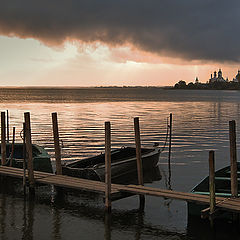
229,120,238,197
209,150,216,225
6,110,9,143
209,151,216,214
168,113,172,164
24,112,35,196
52,113,62,175
22,123,27,195
9,127,15,167
134,117,145,210
105,121,111,212
1,112,6,165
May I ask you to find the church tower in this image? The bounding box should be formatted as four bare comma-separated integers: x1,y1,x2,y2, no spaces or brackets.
236,70,240,82
218,69,222,78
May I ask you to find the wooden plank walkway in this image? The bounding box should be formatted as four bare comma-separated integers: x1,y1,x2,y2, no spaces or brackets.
0,166,121,195
1,166,240,213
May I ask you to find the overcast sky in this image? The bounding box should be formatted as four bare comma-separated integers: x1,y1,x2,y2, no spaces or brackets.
0,0,240,86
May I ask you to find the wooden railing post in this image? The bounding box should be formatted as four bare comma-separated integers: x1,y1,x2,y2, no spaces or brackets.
209,151,216,215
134,117,145,209
105,121,111,212
6,110,9,143
1,112,6,165
10,127,15,167
52,113,62,175
229,120,238,197
24,112,35,195
168,113,172,162
22,123,27,195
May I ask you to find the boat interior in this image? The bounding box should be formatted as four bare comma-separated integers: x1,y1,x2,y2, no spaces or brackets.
192,163,240,196
0,143,41,160
66,147,154,168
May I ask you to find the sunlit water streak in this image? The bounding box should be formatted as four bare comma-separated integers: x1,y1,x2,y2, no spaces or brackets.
0,88,240,239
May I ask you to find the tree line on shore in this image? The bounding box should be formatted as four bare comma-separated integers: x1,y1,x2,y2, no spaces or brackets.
174,80,240,90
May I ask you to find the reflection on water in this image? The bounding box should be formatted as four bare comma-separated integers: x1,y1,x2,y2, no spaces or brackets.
0,174,191,240
0,89,240,239
0,176,239,240
187,215,240,240
52,207,61,240
104,212,111,240
113,166,161,185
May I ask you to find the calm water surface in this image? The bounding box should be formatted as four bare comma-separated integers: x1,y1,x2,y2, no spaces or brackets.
0,88,240,240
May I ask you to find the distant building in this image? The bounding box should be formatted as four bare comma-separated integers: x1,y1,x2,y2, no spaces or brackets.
233,70,240,83
209,69,226,83
195,77,199,84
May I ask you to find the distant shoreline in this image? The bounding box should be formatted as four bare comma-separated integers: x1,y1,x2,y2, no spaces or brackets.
0,85,240,90
0,86,170,90
173,80,240,90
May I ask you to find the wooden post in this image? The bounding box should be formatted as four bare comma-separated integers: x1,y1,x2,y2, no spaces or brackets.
209,151,216,215
10,127,15,167
168,113,172,163
22,123,27,195
168,113,173,190
229,120,238,197
134,117,145,209
52,113,62,175
24,112,35,195
1,112,6,165
6,110,9,143
105,121,111,212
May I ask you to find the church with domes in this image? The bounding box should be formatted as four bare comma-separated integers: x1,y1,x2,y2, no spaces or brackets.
233,70,240,83
209,69,226,83
209,69,240,83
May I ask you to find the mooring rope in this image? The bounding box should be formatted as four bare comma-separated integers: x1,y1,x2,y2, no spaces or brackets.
158,116,170,153
20,128,24,140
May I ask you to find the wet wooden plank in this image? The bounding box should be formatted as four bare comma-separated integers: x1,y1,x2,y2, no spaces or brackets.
2,166,240,213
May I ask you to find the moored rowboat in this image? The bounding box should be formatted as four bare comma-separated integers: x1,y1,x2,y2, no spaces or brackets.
62,147,160,181
188,163,240,217
0,143,53,173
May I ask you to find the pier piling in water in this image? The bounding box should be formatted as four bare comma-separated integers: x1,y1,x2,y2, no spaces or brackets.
209,150,216,225
105,121,111,212
134,117,145,210
168,113,172,164
24,112,35,196
229,120,238,197
10,127,15,167
22,123,27,195
1,112,6,165
6,110,9,143
52,112,62,175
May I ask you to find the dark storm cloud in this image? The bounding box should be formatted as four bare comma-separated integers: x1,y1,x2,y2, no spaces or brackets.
0,0,239,62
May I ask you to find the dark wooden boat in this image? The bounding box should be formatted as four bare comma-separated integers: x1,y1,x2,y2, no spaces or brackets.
62,147,161,181
0,143,53,173
188,163,240,217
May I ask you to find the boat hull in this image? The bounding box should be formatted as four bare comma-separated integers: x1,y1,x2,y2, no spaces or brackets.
0,143,53,173
94,149,160,181
188,163,240,218
62,147,160,182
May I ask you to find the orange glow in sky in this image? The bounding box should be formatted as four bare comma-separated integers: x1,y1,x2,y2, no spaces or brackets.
0,36,239,87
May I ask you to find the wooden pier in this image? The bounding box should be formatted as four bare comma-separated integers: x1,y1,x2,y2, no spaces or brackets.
1,110,240,221
1,165,240,214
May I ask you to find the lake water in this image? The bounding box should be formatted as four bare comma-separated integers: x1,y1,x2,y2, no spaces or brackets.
0,88,240,240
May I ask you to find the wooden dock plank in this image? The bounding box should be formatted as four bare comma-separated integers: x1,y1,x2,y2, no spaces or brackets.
0,166,52,179
0,166,119,194
119,184,240,212
38,175,110,192
1,166,240,213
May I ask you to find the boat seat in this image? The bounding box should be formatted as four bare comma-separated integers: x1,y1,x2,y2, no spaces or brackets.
215,177,240,181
